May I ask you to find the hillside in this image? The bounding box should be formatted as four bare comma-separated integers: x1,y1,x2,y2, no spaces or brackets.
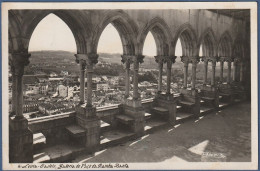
26,51,214,79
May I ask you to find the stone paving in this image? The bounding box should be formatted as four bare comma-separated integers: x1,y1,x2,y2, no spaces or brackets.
73,102,251,163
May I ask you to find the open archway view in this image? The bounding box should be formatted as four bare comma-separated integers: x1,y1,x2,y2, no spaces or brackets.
18,14,80,119
172,38,184,93
94,23,125,107
8,9,252,165
139,31,161,99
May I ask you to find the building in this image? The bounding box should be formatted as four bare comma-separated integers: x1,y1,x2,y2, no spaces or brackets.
96,82,109,91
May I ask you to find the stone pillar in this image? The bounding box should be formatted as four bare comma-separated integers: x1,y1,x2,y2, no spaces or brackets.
166,57,173,94
9,53,33,163
122,55,145,135
227,60,232,84
191,57,200,90
121,55,133,98
240,62,244,82
86,64,93,107
79,60,86,104
125,61,130,98
181,56,189,89
211,60,216,87
233,58,241,82
203,60,208,85
133,56,140,100
233,61,237,82
10,65,16,116
155,56,164,93
219,60,224,83
75,53,100,152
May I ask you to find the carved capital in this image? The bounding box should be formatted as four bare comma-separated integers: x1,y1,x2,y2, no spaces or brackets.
79,60,86,71
166,55,177,64
136,55,145,64
233,57,241,65
75,53,99,66
121,55,134,65
180,56,189,65
219,57,226,62
190,56,200,65
154,55,166,64
225,57,233,63
9,53,31,76
201,56,209,63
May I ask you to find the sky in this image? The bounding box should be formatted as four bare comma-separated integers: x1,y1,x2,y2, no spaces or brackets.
29,14,184,57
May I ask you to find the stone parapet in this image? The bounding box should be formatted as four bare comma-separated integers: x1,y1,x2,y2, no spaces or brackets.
9,117,33,163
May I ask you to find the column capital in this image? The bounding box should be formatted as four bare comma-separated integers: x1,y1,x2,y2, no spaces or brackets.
225,57,234,62
136,55,145,64
155,55,176,64
75,53,99,66
9,53,31,76
219,57,226,62
201,56,218,63
233,57,241,65
180,56,189,65
189,56,200,65
166,55,177,63
154,55,166,64
121,55,134,64
201,56,209,63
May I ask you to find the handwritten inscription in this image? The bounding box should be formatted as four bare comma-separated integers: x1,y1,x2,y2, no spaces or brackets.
18,163,129,169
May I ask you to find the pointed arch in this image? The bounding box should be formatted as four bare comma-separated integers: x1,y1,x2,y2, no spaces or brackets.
22,11,86,53
92,10,138,55
173,23,198,56
232,35,244,58
8,10,23,53
198,28,217,57
138,17,173,56
218,31,233,57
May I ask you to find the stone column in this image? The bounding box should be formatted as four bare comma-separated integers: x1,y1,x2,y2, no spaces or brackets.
9,53,30,118
155,56,164,93
86,63,93,107
79,60,86,104
240,62,244,82
133,55,144,100
233,61,237,82
181,56,189,89
125,61,130,98
219,60,224,83
10,65,16,116
233,58,241,82
201,57,208,85
227,59,232,84
9,53,33,163
75,54,98,107
121,55,133,98
191,57,200,90
75,53,100,152
211,60,216,87
166,57,172,94
204,61,208,85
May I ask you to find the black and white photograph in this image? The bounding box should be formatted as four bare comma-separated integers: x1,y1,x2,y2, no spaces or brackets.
2,2,258,170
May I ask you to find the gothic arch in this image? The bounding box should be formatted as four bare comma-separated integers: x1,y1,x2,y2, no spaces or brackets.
198,28,217,57
173,23,198,56
92,10,138,55
232,35,245,58
138,17,173,56
21,11,87,53
218,31,233,57
8,10,23,53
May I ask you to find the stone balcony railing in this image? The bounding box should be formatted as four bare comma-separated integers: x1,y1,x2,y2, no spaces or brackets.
27,98,155,145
